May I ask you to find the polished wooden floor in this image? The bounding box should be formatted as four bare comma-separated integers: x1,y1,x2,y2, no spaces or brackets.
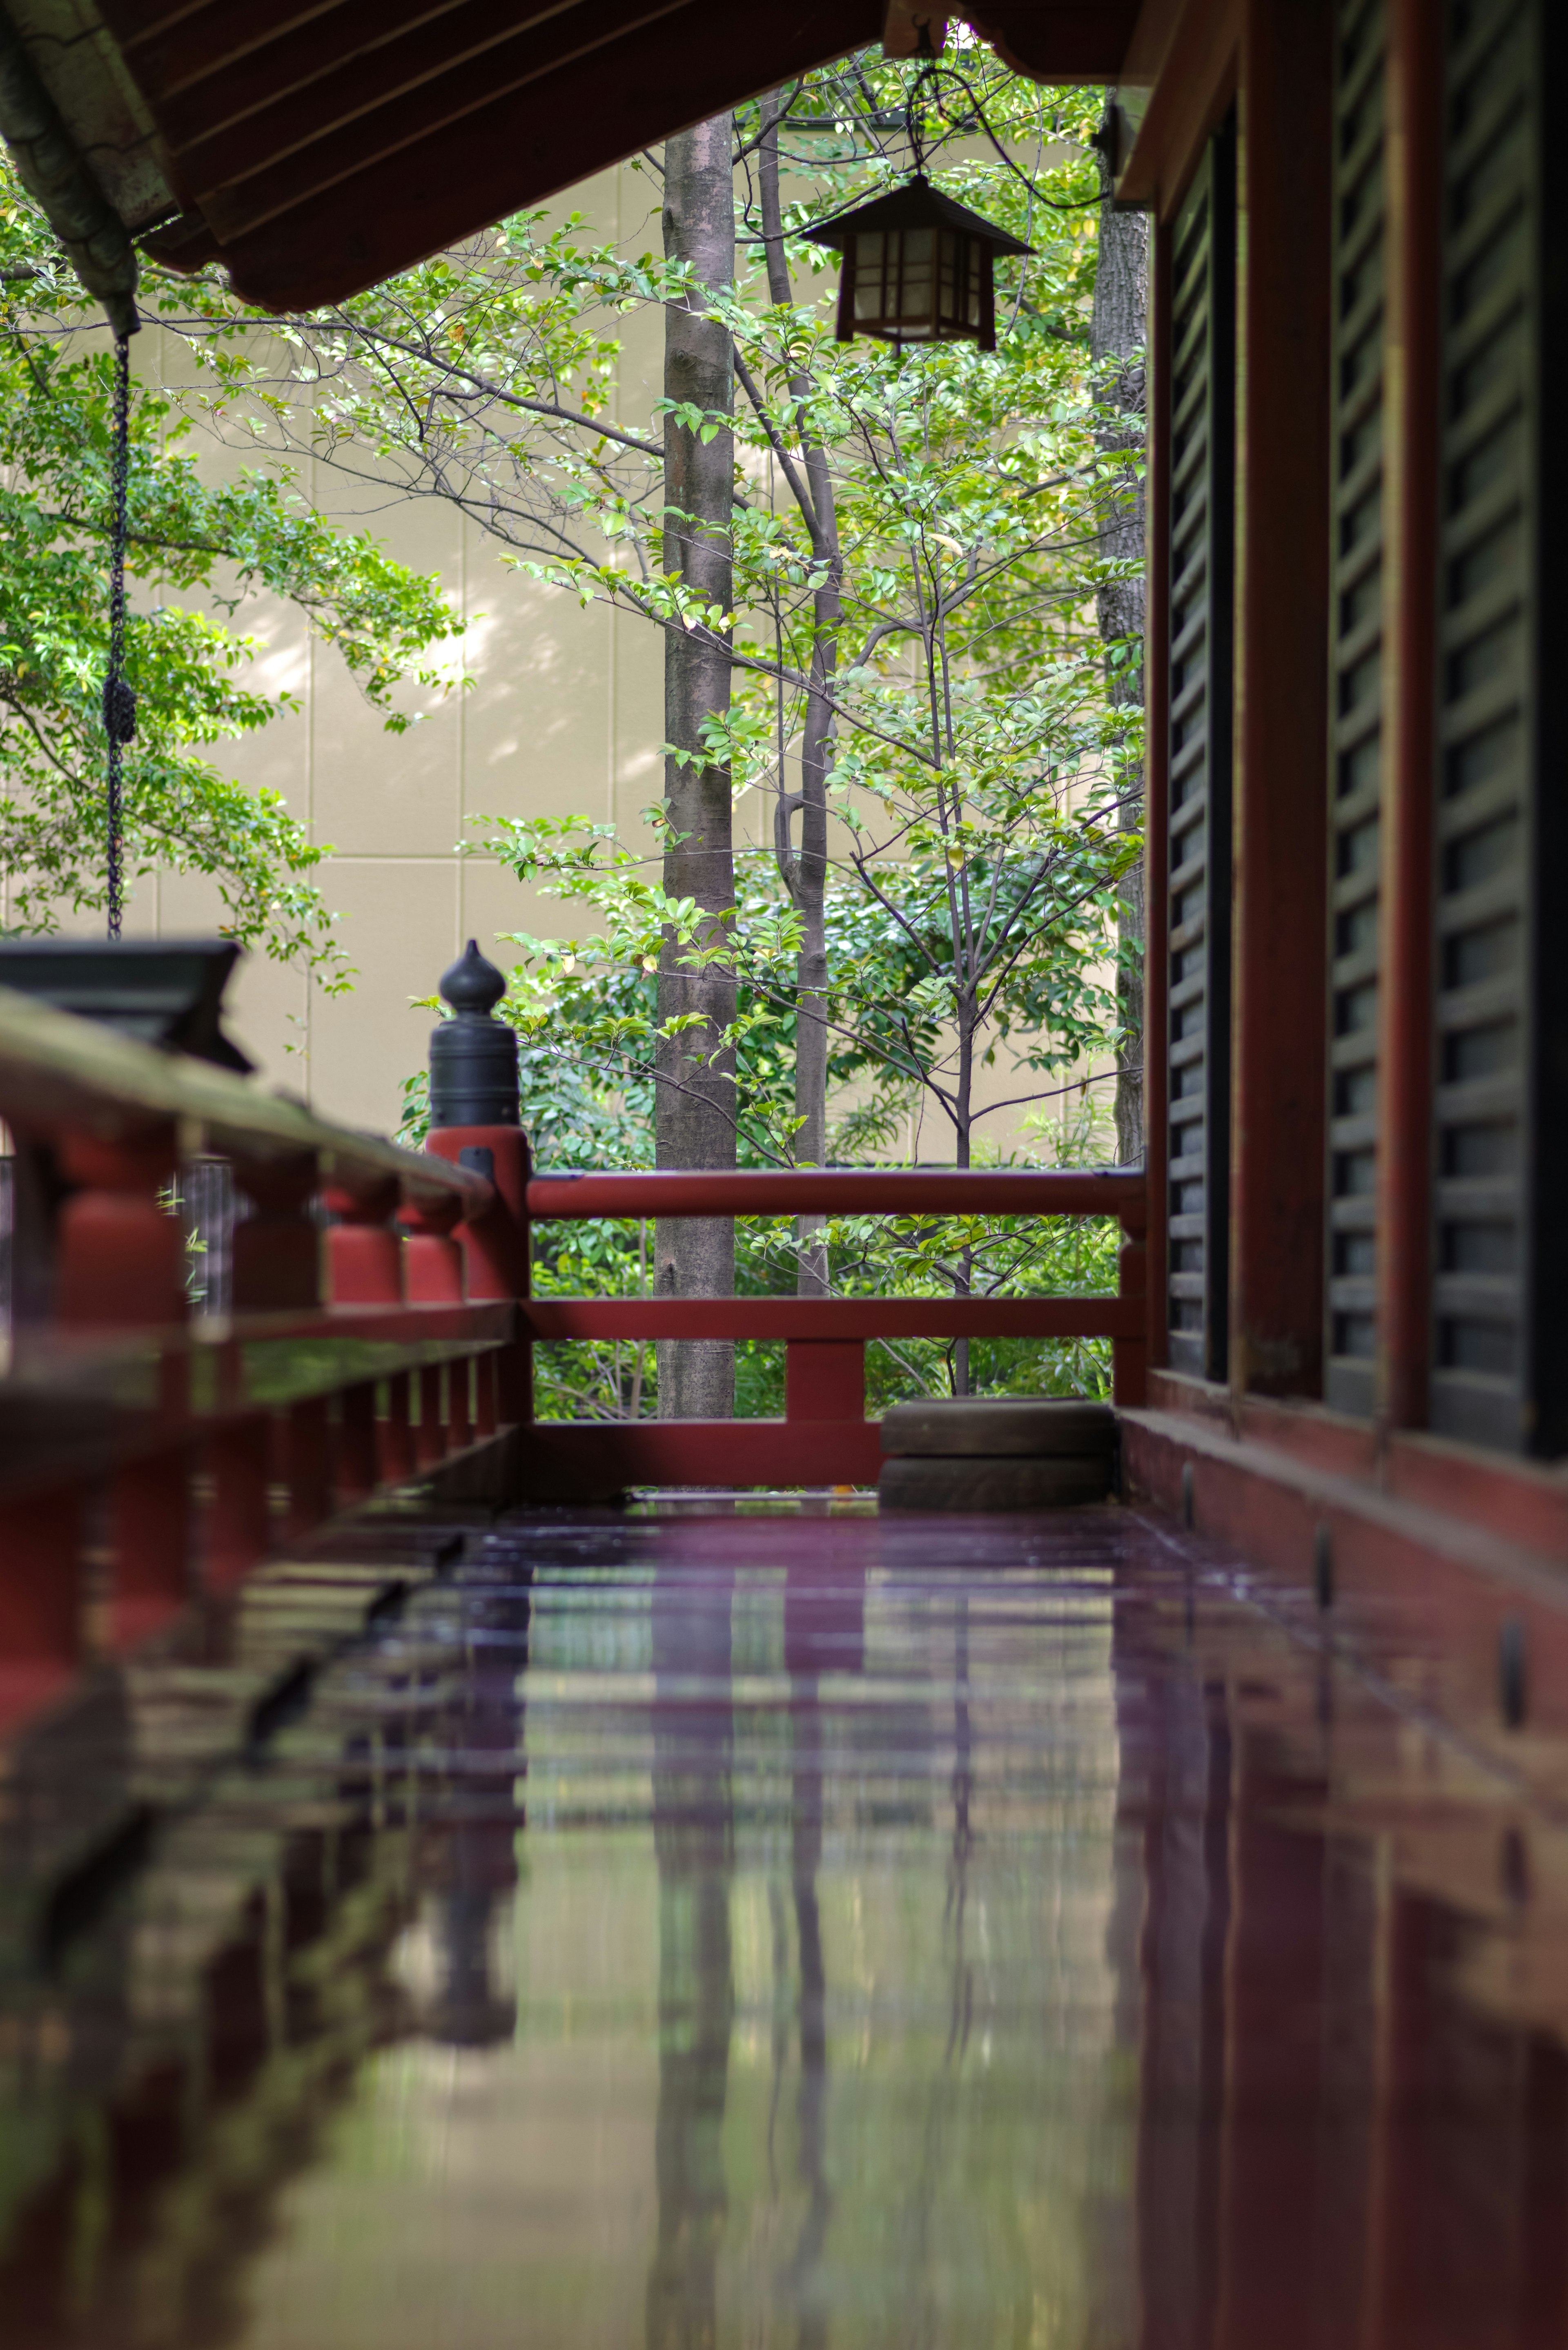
0,1498,1563,2348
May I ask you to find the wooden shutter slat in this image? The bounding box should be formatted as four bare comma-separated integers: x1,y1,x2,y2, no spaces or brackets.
1324,0,1389,1414
1164,120,1236,1380
1428,0,1537,1448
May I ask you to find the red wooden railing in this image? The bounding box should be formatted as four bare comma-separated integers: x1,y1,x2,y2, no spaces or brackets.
517,1168,1147,1491
0,980,1148,1728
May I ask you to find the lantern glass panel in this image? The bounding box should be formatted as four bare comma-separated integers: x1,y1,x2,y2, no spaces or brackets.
898,226,935,334
853,230,886,321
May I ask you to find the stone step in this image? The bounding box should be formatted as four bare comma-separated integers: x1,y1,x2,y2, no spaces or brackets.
880,1397,1115,1459
879,1454,1114,1513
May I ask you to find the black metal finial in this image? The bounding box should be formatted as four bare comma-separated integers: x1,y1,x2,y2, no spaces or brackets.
428,939,519,1130
441,938,507,1017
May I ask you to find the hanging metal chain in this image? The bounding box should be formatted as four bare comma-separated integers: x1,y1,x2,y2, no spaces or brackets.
102,329,136,939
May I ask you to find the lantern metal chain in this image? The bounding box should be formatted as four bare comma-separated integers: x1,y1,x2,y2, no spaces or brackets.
103,328,136,940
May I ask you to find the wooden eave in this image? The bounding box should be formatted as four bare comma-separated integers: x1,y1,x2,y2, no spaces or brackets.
0,0,1143,309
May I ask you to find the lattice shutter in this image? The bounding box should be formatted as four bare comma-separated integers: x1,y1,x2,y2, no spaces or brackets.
1431,0,1568,1451
1325,0,1389,1418
1165,122,1236,1380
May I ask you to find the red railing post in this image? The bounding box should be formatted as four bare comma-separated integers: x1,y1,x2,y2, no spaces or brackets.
416,1362,448,1469
232,1150,320,1311
113,1448,193,1642
379,1369,417,1484
205,1416,272,1587
338,1380,379,1502
401,1190,466,1302
1113,1186,1150,1409
324,1175,403,1304
427,1125,531,1427
0,1489,81,1715
785,1340,866,1426
55,1122,185,1328
284,1395,332,1539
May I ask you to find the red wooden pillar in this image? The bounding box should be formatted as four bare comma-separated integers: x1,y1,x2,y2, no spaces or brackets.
0,1489,82,1717
449,1356,474,1452
337,1381,379,1503
784,1341,864,1426
55,1121,186,1328
402,1191,466,1302
232,1150,320,1311
284,1395,332,1540
379,1369,417,1484
51,1122,192,1642
324,1175,403,1305
426,1125,531,1427
417,1363,447,1469
1113,1193,1149,1407
113,1449,192,1641
1377,0,1442,1429
206,1416,272,1586
1145,205,1174,1376
1229,0,1334,1396
474,1351,499,1439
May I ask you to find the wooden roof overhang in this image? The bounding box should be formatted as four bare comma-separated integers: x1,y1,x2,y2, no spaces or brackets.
0,0,1148,313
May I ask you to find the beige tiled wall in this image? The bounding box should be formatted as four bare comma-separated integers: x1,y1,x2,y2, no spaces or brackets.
27,154,1117,1161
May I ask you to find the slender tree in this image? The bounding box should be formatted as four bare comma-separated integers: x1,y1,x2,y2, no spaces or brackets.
656,117,738,1418
755,91,841,1293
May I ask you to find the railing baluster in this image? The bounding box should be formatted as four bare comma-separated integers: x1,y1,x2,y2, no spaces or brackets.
0,1490,81,1712
417,1363,446,1469
113,1447,192,1641
379,1370,416,1485
338,1380,379,1502
232,1151,320,1311
206,1418,272,1587
285,1396,333,1540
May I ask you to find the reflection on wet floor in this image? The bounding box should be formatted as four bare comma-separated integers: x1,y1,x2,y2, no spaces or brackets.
1,1505,1567,2346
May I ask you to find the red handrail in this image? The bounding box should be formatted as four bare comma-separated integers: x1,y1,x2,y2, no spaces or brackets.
528,1167,1145,1220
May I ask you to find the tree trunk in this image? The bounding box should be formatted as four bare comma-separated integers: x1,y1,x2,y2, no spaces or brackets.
655,117,737,1420
1091,126,1150,1168
758,94,841,1297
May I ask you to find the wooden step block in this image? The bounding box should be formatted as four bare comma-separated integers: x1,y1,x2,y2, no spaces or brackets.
879,1454,1114,1513
881,1398,1115,1459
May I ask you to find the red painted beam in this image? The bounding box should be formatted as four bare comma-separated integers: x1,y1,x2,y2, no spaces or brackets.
526,1170,1146,1220
523,1297,1137,1340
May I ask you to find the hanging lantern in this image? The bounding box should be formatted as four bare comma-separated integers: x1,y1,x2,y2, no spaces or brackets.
804,174,1031,353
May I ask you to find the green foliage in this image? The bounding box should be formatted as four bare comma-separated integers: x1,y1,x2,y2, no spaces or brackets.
131,51,1139,1417
0,171,462,968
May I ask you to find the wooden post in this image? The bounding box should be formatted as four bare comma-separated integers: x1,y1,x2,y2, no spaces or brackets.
784,1340,865,1425
338,1380,379,1503
324,1175,403,1305
206,1416,272,1586
1145,215,1173,1376
232,1150,320,1311
417,1363,448,1469
379,1370,416,1484
285,1395,332,1540
402,1190,466,1302
113,1447,192,1641
1229,0,1333,1397
0,1490,82,1713
427,1125,532,1429
1114,1191,1150,1408
54,1121,185,1327
1378,0,1442,1429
